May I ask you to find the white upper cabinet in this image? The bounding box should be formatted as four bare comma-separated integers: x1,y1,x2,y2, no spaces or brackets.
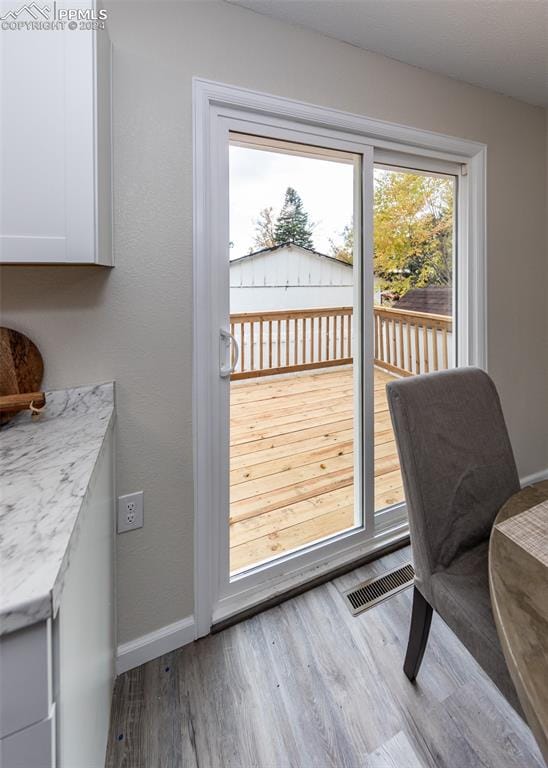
0,2,112,265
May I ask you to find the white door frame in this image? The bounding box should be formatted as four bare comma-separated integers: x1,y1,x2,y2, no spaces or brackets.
192,77,487,638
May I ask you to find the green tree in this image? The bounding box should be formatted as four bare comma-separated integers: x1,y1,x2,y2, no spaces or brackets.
273,187,314,249
252,207,277,250
373,170,453,297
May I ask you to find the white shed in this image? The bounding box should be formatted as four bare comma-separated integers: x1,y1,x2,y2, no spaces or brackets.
230,242,353,312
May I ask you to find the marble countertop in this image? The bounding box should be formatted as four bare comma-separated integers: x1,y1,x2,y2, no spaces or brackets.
0,383,115,636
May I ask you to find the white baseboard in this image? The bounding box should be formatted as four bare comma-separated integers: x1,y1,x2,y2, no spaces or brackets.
116,615,195,675
520,468,548,487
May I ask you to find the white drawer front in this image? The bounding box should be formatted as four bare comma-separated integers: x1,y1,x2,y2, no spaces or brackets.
0,704,55,768
0,621,52,738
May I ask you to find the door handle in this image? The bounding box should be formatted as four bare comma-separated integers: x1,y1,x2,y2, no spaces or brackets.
220,329,239,378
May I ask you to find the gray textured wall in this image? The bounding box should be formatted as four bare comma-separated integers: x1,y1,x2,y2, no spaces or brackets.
1,1,546,645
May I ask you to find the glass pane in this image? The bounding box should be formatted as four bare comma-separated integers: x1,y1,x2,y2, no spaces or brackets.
373,166,456,512
228,134,361,574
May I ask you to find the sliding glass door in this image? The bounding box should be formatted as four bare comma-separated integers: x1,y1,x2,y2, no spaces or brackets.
227,133,369,575
194,81,484,638
372,161,457,528
193,81,479,633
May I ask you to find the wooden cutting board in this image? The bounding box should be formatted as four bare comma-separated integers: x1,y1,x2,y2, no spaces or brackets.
0,328,44,422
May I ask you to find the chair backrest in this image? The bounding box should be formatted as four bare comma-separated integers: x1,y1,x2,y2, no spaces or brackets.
386,368,520,580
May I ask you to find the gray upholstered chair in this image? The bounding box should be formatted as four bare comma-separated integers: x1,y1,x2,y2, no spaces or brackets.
386,367,522,713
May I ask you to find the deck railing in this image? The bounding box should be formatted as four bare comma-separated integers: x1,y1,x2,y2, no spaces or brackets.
374,306,453,377
230,305,452,380
230,307,352,380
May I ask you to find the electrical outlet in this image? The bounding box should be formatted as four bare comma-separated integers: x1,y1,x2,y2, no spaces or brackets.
117,491,144,533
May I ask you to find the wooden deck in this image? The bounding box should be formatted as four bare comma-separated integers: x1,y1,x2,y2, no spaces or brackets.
230,367,404,572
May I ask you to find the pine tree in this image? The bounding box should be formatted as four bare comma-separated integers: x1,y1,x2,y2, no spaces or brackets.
273,187,314,249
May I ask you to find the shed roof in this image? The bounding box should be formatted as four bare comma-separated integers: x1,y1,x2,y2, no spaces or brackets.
394,286,452,316
230,242,353,267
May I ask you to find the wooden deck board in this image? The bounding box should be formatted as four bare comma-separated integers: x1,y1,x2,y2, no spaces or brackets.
230,366,404,572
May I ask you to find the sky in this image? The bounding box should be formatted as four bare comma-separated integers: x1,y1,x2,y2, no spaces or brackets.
229,145,355,258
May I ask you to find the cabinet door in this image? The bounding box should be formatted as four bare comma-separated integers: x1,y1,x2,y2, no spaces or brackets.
0,7,97,263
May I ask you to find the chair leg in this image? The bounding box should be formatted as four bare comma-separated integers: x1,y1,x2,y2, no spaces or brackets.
403,586,433,682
